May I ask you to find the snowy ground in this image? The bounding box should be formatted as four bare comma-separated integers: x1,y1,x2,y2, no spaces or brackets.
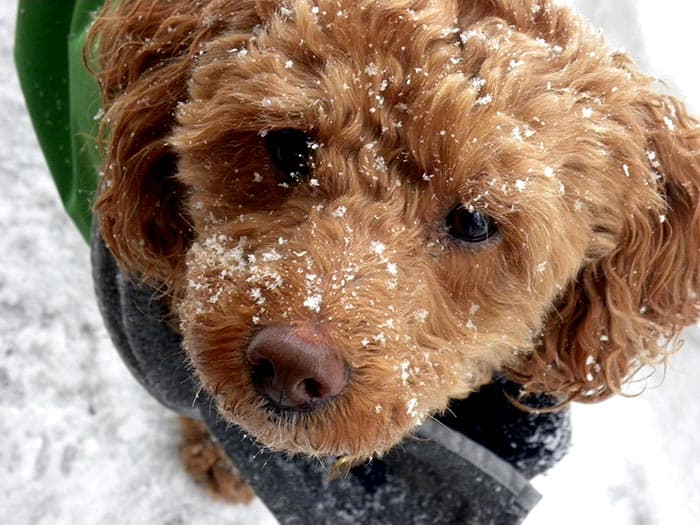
1,1,699,524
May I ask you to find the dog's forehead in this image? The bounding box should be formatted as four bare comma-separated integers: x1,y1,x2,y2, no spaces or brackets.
223,1,468,112
186,0,636,207
211,4,561,155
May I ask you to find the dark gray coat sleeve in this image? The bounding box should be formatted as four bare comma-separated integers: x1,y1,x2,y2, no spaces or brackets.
92,231,568,525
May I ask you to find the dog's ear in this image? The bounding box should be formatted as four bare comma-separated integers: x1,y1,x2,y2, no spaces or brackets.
87,0,261,287
515,90,700,401
87,0,210,286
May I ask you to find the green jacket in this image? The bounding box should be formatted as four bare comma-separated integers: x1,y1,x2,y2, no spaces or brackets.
15,0,104,242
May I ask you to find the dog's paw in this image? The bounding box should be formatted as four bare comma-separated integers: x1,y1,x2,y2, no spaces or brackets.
178,416,255,504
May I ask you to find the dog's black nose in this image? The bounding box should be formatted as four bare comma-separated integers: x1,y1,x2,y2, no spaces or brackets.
247,324,349,411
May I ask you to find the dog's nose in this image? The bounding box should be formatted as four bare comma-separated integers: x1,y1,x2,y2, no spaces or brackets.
246,324,349,410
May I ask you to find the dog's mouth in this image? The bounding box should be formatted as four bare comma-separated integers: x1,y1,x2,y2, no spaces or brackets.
259,396,332,421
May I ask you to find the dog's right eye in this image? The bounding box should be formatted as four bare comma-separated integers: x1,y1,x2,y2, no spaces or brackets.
265,129,312,183
445,204,498,244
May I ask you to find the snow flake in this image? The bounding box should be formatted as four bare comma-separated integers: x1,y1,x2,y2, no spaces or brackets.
373,154,387,172
208,288,223,304
470,77,486,90
303,294,322,313
664,116,675,131
261,248,281,262
413,309,430,323
371,241,386,255
460,30,486,44
249,288,265,305
475,94,493,106
374,332,387,348
406,397,418,416
401,361,411,383
647,150,661,168
365,63,379,76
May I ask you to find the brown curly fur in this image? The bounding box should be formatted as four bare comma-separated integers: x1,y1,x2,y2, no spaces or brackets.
87,0,700,462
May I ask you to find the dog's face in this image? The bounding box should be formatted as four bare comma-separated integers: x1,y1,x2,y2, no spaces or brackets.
90,0,700,460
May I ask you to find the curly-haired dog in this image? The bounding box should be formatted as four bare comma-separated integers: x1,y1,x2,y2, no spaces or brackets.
87,0,700,496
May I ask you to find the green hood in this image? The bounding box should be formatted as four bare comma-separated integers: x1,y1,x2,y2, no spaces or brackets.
15,0,105,242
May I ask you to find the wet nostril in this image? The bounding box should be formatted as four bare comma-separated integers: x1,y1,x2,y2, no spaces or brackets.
301,378,324,400
251,358,275,391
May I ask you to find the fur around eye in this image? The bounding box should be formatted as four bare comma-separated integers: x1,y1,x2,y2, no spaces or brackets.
265,129,312,182
445,205,498,244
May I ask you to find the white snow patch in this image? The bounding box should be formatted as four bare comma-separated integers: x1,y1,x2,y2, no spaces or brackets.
303,294,323,313
474,94,493,106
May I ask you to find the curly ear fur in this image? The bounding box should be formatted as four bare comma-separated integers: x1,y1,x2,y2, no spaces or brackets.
516,91,700,401
456,0,700,402
86,0,261,287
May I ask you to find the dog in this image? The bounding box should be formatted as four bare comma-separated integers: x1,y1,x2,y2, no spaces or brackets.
86,0,700,502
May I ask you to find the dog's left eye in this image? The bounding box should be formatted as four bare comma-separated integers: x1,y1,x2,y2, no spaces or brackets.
265,129,312,183
445,205,498,244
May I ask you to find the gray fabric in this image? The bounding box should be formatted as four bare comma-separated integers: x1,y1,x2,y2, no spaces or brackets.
416,420,541,511
91,234,199,417
203,407,541,525
92,230,549,524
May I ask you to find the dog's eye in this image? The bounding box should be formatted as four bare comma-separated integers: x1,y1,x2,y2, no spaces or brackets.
265,129,312,183
445,205,498,244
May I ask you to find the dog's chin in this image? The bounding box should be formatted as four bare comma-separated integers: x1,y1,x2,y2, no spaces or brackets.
213,390,425,460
